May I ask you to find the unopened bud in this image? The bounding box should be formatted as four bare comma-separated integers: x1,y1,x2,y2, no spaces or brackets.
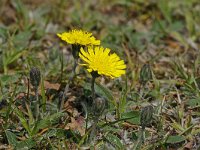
58,91,64,110
0,99,7,109
30,67,41,88
140,105,153,129
139,64,152,85
94,97,105,115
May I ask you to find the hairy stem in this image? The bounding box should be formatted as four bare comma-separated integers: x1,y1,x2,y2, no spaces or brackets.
89,117,99,143
72,58,77,79
35,87,39,120
91,76,95,102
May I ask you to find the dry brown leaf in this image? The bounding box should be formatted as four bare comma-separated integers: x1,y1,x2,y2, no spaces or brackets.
44,81,60,90
0,145,12,150
65,117,85,136
184,141,193,149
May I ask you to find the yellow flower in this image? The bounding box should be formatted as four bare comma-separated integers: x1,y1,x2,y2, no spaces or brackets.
79,46,126,78
57,29,100,46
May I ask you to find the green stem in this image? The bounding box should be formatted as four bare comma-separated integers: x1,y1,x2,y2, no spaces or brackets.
89,117,99,143
25,101,34,125
72,58,77,79
89,75,97,143
35,87,39,120
60,50,64,82
3,64,7,75
59,91,64,111
141,127,145,143
81,101,88,132
0,80,3,95
71,44,81,81
116,102,120,119
88,98,105,143
91,76,95,102
101,116,138,128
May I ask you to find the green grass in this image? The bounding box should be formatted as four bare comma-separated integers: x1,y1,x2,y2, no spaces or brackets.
0,0,200,149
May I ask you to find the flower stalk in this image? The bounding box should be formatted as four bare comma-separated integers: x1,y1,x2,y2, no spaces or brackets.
91,71,99,102
34,87,39,120
71,44,81,78
58,91,64,111
89,97,105,143
30,67,41,121
91,76,95,102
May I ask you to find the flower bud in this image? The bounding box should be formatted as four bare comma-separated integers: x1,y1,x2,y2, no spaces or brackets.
30,67,41,88
140,105,153,129
0,99,7,110
94,97,105,115
139,64,152,85
58,91,64,110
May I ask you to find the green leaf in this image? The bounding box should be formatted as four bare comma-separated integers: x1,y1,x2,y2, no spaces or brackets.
95,82,116,106
41,76,46,112
0,26,7,40
121,111,140,125
5,130,18,147
45,128,67,138
5,131,36,149
166,135,185,144
103,126,121,133
5,49,26,65
84,82,116,106
32,112,65,135
11,0,29,27
187,98,200,107
0,74,20,85
158,0,172,24
185,12,195,36
131,132,138,141
14,31,32,50
13,106,31,135
105,133,124,150
15,138,36,149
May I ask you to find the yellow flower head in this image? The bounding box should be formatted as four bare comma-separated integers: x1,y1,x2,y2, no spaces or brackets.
79,46,126,78
57,29,100,46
